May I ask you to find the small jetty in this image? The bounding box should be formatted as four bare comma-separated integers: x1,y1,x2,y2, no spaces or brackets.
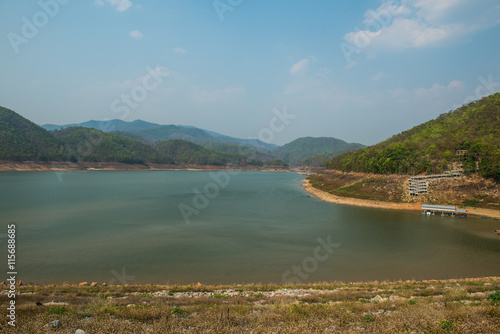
421,204,467,217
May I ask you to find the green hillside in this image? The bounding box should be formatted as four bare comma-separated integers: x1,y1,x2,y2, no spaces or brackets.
326,93,500,181
203,142,276,163
0,106,65,161
53,127,174,164
109,130,150,143
272,137,365,166
155,139,248,165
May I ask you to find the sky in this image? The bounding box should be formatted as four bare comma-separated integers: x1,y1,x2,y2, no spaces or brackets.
1,0,500,146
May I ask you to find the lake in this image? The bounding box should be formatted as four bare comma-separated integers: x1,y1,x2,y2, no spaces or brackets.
1,171,499,284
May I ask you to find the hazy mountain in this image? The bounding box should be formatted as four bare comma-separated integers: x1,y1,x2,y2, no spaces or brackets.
42,119,277,152
1,106,280,167
42,119,161,133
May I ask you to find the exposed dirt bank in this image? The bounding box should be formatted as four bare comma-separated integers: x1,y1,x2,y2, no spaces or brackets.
304,170,500,219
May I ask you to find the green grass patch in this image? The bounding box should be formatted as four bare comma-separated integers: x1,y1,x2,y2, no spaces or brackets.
487,291,500,303
47,306,68,315
361,315,375,323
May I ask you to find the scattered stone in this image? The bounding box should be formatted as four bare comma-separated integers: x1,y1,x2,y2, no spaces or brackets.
102,282,107,286
43,301,69,306
79,282,88,286
90,282,98,287
75,330,86,334
370,295,387,303
468,292,487,298
127,304,135,308
45,320,62,328
388,295,407,302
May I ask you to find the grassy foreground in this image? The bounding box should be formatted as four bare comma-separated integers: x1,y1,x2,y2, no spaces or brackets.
1,278,500,333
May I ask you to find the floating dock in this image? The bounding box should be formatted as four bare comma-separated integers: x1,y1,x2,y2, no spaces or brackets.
421,204,467,217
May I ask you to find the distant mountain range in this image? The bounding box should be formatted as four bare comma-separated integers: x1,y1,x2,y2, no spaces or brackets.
42,120,277,152
0,106,363,167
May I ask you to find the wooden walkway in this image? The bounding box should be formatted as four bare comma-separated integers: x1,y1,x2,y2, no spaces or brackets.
409,170,463,197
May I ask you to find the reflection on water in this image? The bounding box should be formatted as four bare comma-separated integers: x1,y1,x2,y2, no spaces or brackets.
0,171,499,284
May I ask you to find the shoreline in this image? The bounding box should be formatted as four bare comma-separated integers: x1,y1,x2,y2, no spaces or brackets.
0,161,289,172
302,178,500,220
7,276,500,289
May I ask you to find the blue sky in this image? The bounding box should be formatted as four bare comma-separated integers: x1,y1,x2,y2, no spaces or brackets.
1,0,499,145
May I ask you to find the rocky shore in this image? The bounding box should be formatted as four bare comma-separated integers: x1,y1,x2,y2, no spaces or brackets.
1,278,499,333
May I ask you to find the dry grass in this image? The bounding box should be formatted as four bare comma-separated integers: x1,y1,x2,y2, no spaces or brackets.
309,171,407,203
1,278,499,333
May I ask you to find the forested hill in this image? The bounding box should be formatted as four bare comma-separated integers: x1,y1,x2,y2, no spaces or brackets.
53,127,174,164
0,106,65,161
326,93,500,181
272,137,365,166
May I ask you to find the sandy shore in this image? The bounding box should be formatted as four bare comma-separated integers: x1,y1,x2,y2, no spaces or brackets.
302,179,500,220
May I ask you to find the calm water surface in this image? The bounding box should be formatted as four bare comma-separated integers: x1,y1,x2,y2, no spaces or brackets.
1,171,499,284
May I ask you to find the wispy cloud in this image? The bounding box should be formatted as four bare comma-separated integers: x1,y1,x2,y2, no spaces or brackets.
129,30,143,40
174,47,187,54
95,0,133,12
344,0,500,53
371,72,385,81
290,59,309,74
